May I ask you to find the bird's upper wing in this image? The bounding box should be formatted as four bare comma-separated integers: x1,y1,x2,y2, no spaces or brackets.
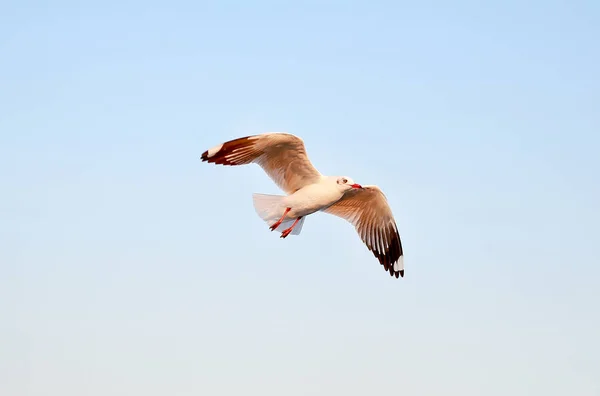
201,132,322,194
322,185,404,278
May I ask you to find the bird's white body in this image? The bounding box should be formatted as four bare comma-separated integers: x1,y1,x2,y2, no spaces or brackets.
283,177,344,218
201,132,406,279
251,177,346,237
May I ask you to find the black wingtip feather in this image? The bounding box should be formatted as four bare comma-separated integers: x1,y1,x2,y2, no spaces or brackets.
200,150,208,161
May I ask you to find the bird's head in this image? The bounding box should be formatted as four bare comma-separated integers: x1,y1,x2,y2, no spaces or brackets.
335,176,363,192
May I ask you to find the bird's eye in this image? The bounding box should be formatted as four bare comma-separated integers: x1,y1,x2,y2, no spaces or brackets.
342,178,348,184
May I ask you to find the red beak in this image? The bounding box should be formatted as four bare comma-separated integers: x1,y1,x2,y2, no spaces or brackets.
351,184,362,189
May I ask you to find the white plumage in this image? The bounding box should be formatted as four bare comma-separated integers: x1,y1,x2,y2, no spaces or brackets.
200,132,405,279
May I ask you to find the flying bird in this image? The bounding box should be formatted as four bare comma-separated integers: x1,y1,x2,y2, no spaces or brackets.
200,132,405,278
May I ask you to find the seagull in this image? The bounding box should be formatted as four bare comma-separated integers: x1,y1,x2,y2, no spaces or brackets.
200,132,405,278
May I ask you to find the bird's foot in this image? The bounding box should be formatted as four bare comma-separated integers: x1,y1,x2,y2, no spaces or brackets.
280,228,293,238
279,216,302,239
269,207,291,231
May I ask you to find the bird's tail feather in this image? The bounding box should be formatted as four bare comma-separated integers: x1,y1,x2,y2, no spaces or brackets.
252,193,305,235
252,193,286,223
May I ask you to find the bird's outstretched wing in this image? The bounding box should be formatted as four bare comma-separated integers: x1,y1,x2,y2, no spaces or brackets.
201,132,322,194
322,185,404,278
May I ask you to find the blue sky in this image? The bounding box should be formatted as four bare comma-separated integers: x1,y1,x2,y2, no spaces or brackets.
1,0,599,394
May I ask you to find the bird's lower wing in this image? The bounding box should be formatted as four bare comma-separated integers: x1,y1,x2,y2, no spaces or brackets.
322,186,404,278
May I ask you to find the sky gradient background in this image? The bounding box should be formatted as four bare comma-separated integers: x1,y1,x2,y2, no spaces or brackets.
1,0,599,395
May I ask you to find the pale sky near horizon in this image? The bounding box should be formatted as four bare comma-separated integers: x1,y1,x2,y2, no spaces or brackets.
1,1,599,395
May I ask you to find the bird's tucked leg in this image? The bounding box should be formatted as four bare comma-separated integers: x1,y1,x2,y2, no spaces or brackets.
280,216,303,238
269,207,291,231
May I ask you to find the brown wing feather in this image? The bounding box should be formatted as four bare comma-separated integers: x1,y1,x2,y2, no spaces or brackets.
200,133,322,194
322,186,404,278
